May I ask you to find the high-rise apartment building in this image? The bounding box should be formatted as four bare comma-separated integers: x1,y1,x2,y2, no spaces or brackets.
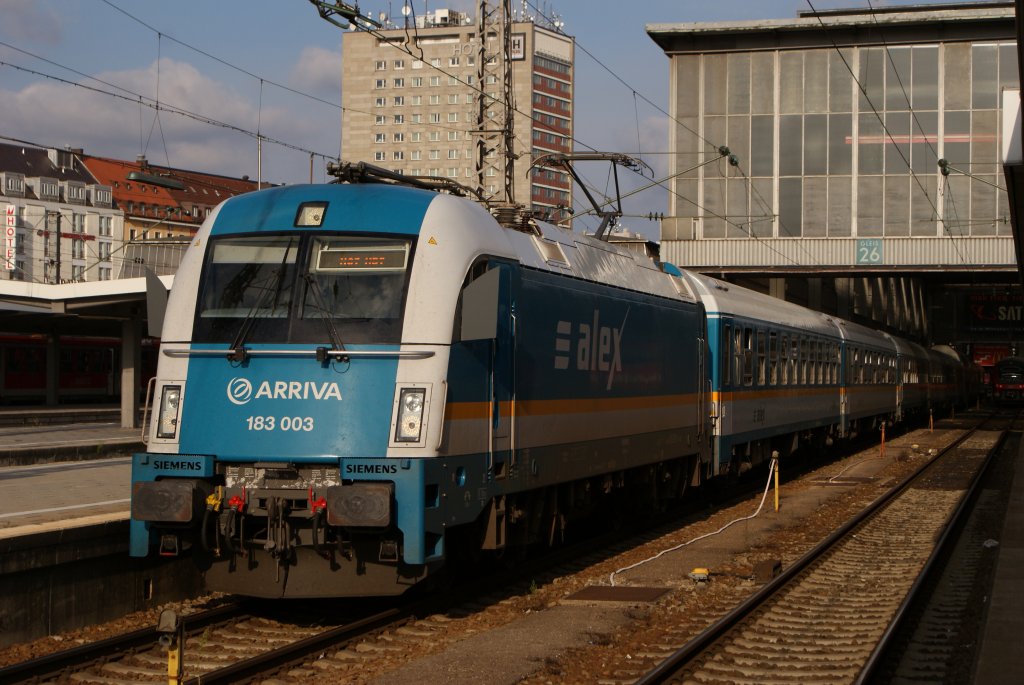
341,6,574,219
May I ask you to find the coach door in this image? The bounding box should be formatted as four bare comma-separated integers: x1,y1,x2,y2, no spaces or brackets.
488,261,515,478
458,260,515,479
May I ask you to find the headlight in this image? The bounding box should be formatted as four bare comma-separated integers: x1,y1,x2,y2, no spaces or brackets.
395,388,426,442
157,385,182,439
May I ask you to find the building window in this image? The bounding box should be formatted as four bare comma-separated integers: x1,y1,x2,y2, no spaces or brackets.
72,240,84,259
375,115,386,124
393,59,404,69
375,79,386,89
99,266,111,281
448,131,459,141
411,132,422,142
99,241,111,260
447,112,458,122
448,149,459,159
72,265,85,281
375,97,386,107
393,78,404,87
448,94,458,104
375,151,386,161
393,114,404,124
393,151,404,161
410,114,423,123
412,60,423,69
375,133,386,143
430,75,440,86
99,216,112,236
448,76,458,86
412,77,423,87
411,95,422,105
375,60,387,70
430,58,441,67
393,132,405,142
5,176,23,193
411,150,422,160
429,113,441,123
449,56,460,67
393,96,404,106
429,94,440,105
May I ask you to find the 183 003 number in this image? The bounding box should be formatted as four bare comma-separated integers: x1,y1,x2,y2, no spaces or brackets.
245,416,314,432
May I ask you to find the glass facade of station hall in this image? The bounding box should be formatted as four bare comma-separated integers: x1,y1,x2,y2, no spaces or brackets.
660,14,1017,243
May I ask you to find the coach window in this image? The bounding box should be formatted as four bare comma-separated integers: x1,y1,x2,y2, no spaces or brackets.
769,332,778,385
734,328,743,386
757,330,766,385
790,338,799,384
817,342,825,384
743,327,754,386
798,339,807,384
779,334,789,384
722,324,731,386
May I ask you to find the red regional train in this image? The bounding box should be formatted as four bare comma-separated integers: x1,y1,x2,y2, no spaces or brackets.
0,333,157,404
993,355,1024,403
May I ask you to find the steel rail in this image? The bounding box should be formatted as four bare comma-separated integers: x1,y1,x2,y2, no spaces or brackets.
181,607,403,685
0,602,246,684
635,413,998,685
855,410,1018,683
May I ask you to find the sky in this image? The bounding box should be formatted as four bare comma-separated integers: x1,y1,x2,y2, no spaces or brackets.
0,0,966,236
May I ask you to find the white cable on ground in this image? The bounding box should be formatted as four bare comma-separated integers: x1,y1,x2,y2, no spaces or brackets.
827,455,885,483
609,458,778,586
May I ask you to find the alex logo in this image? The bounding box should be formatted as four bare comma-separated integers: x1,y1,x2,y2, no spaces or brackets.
553,308,629,390
227,377,343,405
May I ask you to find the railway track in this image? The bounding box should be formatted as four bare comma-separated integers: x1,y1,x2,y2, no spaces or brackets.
0,599,408,684
634,414,1009,685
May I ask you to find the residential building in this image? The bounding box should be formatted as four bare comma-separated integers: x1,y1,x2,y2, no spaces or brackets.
0,142,121,284
80,154,259,276
341,6,574,219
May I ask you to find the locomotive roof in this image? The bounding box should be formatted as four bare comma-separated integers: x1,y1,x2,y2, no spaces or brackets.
210,184,692,305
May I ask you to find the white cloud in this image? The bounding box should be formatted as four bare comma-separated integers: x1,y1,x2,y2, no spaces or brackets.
0,57,341,182
290,46,342,99
0,0,63,45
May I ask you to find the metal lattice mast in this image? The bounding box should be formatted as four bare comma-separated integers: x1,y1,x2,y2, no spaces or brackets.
476,0,516,205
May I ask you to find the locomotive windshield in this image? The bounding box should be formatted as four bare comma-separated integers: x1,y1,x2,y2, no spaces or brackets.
193,233,413,344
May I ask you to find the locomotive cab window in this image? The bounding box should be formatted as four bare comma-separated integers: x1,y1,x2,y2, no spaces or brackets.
194,235,299,342
193,233,414,345
299,237,411,343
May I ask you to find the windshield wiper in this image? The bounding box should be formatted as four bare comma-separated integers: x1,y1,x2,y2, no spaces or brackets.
228,249,292,362
302,273,348,362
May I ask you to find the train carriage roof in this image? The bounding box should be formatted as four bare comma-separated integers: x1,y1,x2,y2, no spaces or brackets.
679,271,838,337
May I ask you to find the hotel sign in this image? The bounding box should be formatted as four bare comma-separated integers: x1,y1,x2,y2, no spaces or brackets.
4,204,15,271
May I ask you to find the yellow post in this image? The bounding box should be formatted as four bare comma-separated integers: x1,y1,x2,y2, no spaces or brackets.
880,422,886,459
158,609,183,685
167,640,181,685
929,409,933,432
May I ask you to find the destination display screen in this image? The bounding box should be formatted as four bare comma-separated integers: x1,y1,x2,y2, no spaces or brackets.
315,246,407,272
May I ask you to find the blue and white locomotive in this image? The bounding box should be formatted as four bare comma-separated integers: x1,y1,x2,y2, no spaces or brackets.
130,179,708,597
130,173,969,598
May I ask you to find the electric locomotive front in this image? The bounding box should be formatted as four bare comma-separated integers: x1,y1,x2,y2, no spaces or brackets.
129,184,510,597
